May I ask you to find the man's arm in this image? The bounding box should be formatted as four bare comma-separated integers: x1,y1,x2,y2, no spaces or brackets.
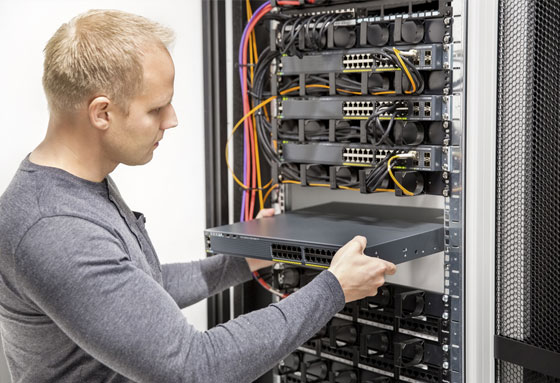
161,255,252,309
161,208,275,308
15,216,345,383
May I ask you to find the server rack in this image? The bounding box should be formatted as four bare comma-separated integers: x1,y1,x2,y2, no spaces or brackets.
200,0,560,381
204,1,467,382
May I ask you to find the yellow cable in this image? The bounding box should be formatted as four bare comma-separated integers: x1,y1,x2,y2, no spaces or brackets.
372,91,396,95
252,111,265,209
280,86,301,95
226,84,309,190
263,183,278,203
393,47,416,94
280,180,393,193
226,96,278,189
263,103,270,122
337,88,362,95
338,185,359,191
387,156,414,196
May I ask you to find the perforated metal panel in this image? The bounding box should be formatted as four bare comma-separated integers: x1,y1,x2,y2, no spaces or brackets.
497,361,560,383
496,0,560,380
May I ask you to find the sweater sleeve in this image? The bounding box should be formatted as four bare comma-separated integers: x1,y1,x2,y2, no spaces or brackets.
15,216,345,383
161,255,253,309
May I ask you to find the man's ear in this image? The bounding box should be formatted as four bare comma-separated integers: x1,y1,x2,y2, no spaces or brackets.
88,96,112,131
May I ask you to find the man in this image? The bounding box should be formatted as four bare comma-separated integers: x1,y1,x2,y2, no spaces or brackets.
0,10,396,383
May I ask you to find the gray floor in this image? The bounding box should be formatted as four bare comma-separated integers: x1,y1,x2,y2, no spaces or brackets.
0,341,11,382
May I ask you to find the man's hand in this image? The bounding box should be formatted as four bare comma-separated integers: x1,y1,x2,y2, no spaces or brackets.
246,208,276,272
328,235,396,303
255,208,275,219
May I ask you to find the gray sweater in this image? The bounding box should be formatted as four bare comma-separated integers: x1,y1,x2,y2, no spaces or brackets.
0,157,345,383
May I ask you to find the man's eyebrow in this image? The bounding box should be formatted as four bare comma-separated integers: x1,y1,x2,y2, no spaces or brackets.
153,95,173,109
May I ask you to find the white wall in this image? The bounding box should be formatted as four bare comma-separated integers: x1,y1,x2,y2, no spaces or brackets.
0,0,207,336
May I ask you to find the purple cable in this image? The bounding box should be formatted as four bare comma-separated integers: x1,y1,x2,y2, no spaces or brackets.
238,1,270,222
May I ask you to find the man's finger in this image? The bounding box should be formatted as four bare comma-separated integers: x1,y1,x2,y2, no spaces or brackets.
382,260,397,275
352,235,367,252
335,235,367,258
256,208,275,219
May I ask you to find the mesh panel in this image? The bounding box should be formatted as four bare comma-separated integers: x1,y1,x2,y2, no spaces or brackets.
496,0,534,342
497,0,560,380
497,361,560,383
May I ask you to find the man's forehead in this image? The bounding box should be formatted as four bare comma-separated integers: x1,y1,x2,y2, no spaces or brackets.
139,48,175,100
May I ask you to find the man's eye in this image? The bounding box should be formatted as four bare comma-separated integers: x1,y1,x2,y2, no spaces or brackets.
151,107,161,114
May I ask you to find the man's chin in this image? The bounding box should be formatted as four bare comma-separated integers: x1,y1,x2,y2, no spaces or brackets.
122,154,154,166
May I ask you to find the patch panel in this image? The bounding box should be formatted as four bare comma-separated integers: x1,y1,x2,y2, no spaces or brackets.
279,96,445,121
278,45,446,75
281,143,443,172
273,4,453,52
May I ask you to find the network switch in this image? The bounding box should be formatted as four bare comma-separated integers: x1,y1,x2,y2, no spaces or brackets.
205,203,444,267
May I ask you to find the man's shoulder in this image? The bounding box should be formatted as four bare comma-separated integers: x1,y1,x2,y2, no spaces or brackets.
0,165,43,245
0,161,113,253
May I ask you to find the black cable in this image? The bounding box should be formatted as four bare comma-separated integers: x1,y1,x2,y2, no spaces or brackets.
365,152,394,191
312,14,332,49
374,113,396,146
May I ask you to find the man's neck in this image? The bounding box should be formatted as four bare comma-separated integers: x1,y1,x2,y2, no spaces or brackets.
30,115,117,182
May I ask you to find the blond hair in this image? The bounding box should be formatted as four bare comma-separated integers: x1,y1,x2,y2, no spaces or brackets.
42,9,175,113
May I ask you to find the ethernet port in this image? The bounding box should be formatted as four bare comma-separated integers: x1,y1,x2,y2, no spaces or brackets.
412,102,420,117
424,102,432,117
424,50,432,66
423,152,431,167
411,52,421,66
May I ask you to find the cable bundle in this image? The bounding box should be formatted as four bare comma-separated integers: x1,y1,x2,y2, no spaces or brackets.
278,13,344,55
237,1,273,223
227,3,419,205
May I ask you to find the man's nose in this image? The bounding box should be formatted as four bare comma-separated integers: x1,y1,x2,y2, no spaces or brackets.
162,104,178,130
